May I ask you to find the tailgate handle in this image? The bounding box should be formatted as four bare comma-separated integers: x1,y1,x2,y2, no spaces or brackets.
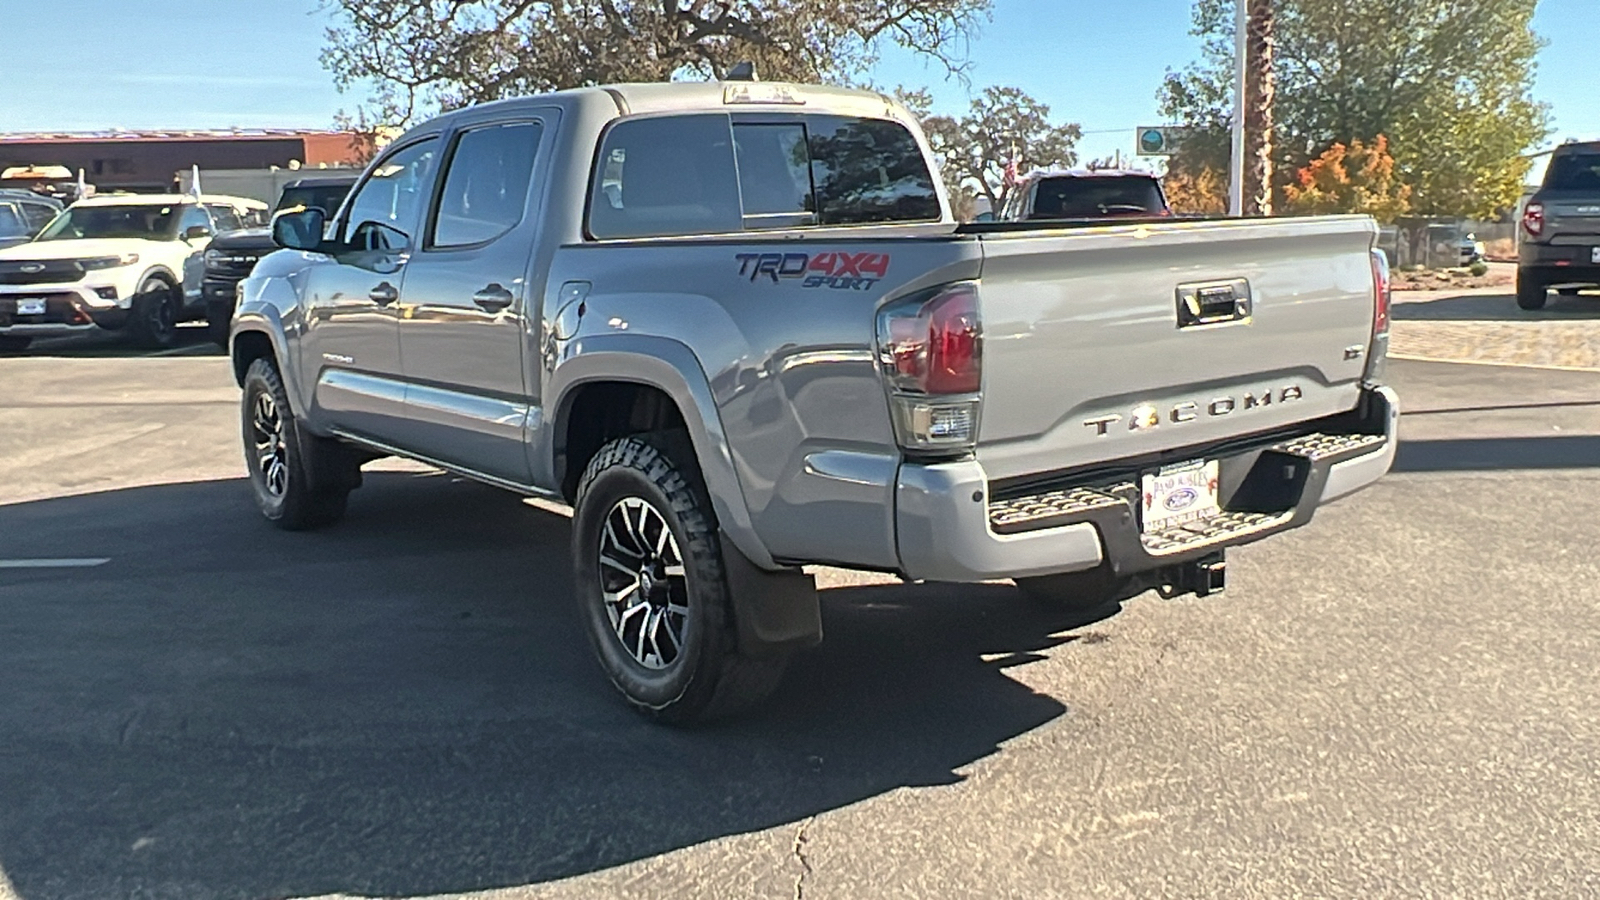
1177,279,1251,328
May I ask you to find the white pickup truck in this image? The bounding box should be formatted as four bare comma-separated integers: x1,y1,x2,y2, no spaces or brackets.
0,192,266,350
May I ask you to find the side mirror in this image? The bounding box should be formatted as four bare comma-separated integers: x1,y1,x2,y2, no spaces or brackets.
271,207,326,251
183,225,212,241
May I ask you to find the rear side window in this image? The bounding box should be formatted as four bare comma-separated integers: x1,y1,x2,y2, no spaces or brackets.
1029,176,1166,218
1544,153,1600,191
588,115,741,239
806,117,940,225
432,121,543,247
21,203,56,231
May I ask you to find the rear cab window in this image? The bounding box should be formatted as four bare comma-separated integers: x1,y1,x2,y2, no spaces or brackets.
587,112,939,240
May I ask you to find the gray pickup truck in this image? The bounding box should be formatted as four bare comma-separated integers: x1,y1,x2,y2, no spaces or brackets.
232,80,1398,722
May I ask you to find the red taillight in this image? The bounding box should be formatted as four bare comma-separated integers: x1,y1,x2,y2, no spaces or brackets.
1370,250,1391,335
1522,202,1545,238
879,283,982,395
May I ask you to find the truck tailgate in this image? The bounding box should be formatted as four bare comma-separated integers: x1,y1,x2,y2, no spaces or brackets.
974,215,1378,482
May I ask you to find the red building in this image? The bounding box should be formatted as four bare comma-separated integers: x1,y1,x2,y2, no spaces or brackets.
0,130,368,193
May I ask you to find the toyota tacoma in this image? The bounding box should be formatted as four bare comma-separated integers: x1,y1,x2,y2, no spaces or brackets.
229,80,1398,722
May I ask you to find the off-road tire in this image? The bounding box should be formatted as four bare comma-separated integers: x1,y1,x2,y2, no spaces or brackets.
572,433,787,724
1516,270,1547,311
1015,563,1134,610
127,276,181,348
0,335,31,353
241,357,362,530
206,299,233,349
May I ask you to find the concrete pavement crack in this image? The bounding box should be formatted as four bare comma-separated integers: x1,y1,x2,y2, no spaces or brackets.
791,815,816,900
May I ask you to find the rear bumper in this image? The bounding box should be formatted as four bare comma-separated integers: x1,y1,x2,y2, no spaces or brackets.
895,386,1399,583
1520,243,1600,283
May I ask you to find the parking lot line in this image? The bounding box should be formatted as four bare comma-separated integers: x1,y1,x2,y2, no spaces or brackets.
0,558,111,568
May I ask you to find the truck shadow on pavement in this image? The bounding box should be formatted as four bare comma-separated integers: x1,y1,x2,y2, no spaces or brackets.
0,473,1111,899
1391,291,1600,322
1394,435,1600,472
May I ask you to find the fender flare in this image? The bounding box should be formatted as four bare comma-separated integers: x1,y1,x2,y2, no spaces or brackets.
231,301,308,420
548,333,775,570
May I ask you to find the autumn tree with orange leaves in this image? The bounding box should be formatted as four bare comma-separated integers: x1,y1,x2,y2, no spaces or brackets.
1283,136,1411,223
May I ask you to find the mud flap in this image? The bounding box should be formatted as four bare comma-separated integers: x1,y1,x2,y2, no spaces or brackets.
720,531,822,657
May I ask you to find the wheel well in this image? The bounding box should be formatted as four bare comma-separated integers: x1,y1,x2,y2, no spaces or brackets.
559,381,688,501
137,266,179,291
231,331,275,387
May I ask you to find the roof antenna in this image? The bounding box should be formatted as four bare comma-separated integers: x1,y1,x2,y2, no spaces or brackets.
726,61,758,82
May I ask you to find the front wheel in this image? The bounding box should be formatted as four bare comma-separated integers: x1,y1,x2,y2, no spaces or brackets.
571,434,787,724
241,358,361,530
127,277,181,348
206,299,233,349
1516,270,1547,311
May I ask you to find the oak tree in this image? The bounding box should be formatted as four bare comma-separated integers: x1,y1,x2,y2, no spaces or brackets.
899,86,1082,215
322,0,990,127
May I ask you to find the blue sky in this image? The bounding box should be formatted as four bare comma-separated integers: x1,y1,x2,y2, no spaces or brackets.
2,0,1595,170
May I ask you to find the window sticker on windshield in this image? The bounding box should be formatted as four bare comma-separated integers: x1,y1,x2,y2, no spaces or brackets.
735,251,890,290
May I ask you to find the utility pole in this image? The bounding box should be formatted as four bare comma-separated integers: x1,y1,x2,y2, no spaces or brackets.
1230,0,1274,216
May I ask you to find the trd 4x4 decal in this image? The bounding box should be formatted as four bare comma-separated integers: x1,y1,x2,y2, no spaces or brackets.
735,251,890,290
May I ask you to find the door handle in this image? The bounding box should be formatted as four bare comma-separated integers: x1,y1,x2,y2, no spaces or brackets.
472,283,515,313
369,282,399,306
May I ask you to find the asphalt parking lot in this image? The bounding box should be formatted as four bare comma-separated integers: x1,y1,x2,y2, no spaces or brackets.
1,311,1598,899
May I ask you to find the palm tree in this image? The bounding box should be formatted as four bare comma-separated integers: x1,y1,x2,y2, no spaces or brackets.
1242,0,1275,215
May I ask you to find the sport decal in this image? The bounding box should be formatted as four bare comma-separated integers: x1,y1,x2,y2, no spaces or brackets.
735,251,890,291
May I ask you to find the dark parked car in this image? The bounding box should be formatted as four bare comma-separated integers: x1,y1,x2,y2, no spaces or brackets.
1518,141,1600,309
0,190,63,250
202,174,358,344
998,169,1172,221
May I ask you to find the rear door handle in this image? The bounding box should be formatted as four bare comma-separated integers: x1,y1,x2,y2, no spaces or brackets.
369,282,399,306
472,284,515,313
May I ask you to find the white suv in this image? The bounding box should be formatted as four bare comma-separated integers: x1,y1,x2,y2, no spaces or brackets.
0,193,267,351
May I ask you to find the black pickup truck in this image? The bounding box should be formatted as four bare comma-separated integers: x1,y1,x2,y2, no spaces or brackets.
202,174,358,344
1518,141,1600,310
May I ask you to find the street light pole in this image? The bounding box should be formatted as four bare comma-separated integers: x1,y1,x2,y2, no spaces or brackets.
1229,0,1246,216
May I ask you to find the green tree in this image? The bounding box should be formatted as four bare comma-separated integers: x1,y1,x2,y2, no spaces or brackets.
898,86,1082,214
1160,0,1548,218
322,0,991,127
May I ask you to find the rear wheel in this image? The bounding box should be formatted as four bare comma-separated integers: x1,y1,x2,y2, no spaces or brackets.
1516,270,1547,310
0,335,31,353
127,276,181,348
572,434,787,724
241,358,361,530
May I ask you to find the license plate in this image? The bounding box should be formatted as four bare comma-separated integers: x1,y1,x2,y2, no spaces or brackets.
1591,247,1600,264
16,298,46,316
1141,459,1221,534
